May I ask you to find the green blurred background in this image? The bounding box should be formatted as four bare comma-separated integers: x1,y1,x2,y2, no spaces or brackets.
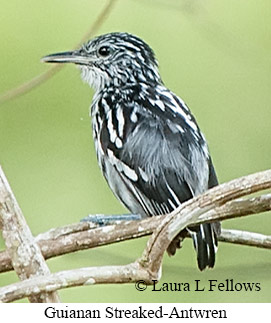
0,0,270,302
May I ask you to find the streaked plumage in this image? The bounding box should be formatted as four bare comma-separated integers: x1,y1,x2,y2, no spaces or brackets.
42,32,221,270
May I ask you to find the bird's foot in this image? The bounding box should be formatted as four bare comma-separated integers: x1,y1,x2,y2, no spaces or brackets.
80,214,142,226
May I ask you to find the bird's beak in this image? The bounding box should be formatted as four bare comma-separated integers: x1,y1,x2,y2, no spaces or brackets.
41,50,89,65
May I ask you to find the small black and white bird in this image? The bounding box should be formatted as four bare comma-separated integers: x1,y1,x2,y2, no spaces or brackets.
42,32,220,271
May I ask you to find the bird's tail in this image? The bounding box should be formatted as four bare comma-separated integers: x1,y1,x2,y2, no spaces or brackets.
189,223,218,271
166,222,220,271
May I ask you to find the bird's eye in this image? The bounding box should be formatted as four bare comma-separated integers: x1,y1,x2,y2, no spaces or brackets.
98,46,111,57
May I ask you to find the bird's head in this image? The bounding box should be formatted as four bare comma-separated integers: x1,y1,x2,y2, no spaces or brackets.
42,32,161,91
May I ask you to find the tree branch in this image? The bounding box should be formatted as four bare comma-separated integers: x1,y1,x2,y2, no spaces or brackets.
0,262,148,303
142,170,271,275
0,170,270,302
0,166,60,302
0,194,270,274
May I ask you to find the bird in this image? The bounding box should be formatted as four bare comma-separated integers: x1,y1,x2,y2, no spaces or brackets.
42,32,221,271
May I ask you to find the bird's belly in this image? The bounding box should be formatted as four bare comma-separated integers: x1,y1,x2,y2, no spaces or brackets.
91,121,147,216
100,155,148,217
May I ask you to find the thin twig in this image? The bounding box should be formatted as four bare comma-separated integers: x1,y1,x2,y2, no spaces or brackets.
0,167,60,302
0,0,117,105
220,229,271,249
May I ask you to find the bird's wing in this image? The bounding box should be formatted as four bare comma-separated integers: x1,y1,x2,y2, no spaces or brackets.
99,86,211,216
